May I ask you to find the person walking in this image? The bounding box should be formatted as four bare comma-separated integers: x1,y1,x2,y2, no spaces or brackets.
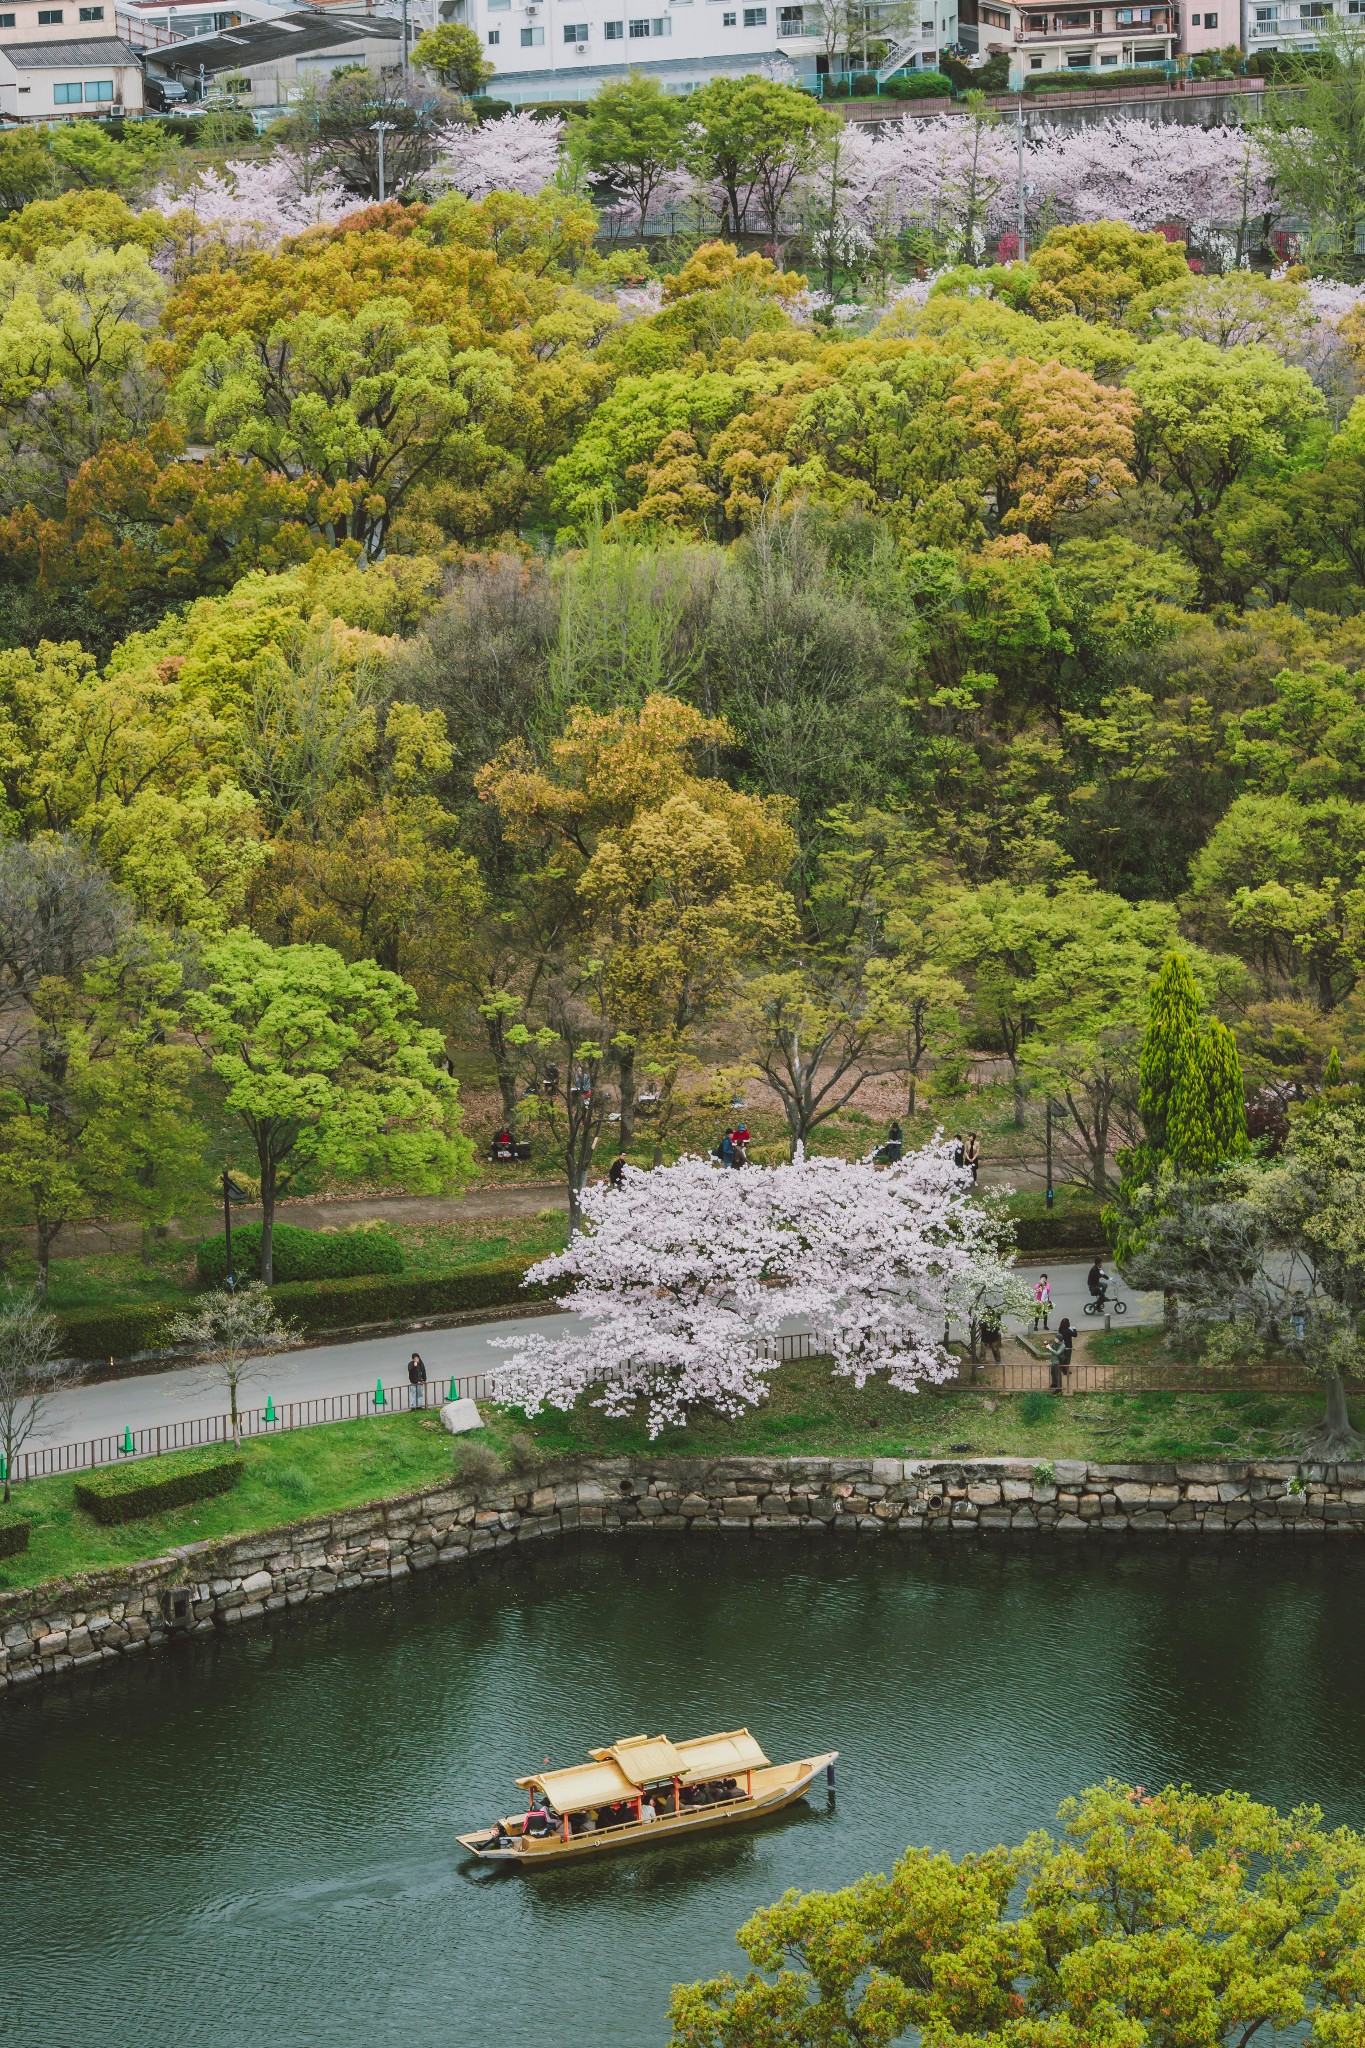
1049,1318,1074,1394
407,1351,428,1408
979,1305,1002,1366
1032,1273,1052,1331
964,1133,980,1184
951,1134,965,1170
608,1152,627,1189
716,1129,736,1167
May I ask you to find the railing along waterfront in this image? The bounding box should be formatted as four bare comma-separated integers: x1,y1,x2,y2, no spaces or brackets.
762,1329,1317,1397
14,1373,497,1486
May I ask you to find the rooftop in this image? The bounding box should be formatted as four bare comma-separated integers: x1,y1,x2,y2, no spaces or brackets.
0,34,143,64
152,5,397,70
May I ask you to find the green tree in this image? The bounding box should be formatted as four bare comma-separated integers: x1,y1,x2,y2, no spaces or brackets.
173,299,518,557
670,1780,1365,2048
1126,337,1325,524
1167,1014,1248,1174
1259,23,1365,276
187,933,471,1283
1137,949,1202,1161
169,1285,289,1449
685,77,835,242
578,74,689,240
412,22,494,95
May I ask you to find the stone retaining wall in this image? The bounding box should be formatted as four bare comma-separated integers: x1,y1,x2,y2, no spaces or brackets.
5,1453,1365,1695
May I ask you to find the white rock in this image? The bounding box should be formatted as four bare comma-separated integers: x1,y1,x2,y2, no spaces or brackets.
440,1398,484,1436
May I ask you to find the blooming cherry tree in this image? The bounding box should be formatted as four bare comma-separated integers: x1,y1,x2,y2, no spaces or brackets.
427,112,563,199
492,1143,1017,1435
148,156,351,254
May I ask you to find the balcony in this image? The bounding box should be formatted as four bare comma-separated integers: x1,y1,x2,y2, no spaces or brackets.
1020,5,1170,26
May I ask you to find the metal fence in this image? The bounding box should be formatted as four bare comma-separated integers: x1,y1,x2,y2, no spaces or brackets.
759,1329,1316,1398
13,1373,497,1487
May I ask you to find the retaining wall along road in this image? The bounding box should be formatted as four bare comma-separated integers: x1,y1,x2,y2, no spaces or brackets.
5,1453,1365,1695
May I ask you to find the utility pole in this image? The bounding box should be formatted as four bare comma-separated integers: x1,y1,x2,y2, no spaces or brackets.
401,0,410,77
1015,93,1027,262
370,117,393,201
1045,1098,1054,1210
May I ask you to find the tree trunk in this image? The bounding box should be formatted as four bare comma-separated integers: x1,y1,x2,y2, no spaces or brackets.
34,1220,61,1301
907,1071,917,1118
1012,1064,1028,1129
1305,1369,1365,1459
618,1043,637,1151
482,1011,520,1123
259,1156,276,1286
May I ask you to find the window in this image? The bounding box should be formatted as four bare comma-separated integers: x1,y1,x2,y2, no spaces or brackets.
487,0,509,11
84,77,113,97
78,5,104,16
1204,8,1217,19
723,10,735,21
563,20,587,35
486,28,499,42
778,3,803,26
743,5,766,19
1254,5,1276,16
54,80,81,100
519,22,543,39
1099,47,1117,57
0,12,16,22
38,8,63,20
604,16,623,31
1301,2,1331,13
629,14,648,27
1030,51,1043,62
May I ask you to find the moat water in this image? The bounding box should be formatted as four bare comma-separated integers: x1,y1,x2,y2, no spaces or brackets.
4,1536,1365,2048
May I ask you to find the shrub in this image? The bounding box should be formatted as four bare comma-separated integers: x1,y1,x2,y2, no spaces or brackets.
74,1448,244,1525
1023,65,1172,93
451,1440,503,1490
55,1301,178,1363
196,1222,405,1288
884,69,952,97
1242,1400,1284,1429
264,1257,566,1334
1020,1391,1058,1425
0,1510,30,1560
471,95,513,120
1011,1205,1112,1252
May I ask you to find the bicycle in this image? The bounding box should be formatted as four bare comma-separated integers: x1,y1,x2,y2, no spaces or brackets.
1082,1291,1127,1317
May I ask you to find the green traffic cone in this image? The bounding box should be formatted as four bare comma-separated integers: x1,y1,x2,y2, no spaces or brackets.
121,1425,134,1456
265,1396,276,1424
375,1377,385,1409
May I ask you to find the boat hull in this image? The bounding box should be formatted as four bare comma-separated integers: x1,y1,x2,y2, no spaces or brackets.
458,1752,837,1865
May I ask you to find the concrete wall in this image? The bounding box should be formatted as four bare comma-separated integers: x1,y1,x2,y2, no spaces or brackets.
5,1452,1365,1695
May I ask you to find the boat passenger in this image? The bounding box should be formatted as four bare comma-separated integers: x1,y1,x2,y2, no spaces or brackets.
640,1799,658,1824
572,1810,596,1835
525,1806,556,1838
722,1777,740,1799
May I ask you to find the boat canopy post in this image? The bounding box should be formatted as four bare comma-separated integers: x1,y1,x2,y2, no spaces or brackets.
672,1775,680,1814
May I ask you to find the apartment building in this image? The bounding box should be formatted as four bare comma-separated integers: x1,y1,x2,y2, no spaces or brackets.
967,0,1175,82
0,0,151,110
1242,0,1352,54
457,0,956,103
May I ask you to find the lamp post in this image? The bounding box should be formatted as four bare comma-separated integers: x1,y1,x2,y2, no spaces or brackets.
222,1169,249,1290
1044,1098,1054,1211
370,117,394,202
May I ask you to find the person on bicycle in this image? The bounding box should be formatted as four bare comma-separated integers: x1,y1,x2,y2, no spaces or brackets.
1086,1259,1110,1309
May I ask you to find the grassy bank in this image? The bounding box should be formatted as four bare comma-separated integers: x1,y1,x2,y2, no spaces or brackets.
2,1358,1344,1597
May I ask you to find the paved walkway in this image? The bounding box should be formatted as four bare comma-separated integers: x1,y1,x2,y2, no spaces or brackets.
35,1262,1158,1456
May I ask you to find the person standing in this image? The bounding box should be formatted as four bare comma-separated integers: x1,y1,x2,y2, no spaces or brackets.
979,1305,1002,1366
952,1134,966,1170
885,1120,903,1163
1049,1318,1074,1393
608,1152,627,1188
408,1351,428,1408
1032,1274,1052,1331
964,1133,980,1184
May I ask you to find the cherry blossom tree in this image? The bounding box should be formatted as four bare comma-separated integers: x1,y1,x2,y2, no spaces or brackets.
492,1142,1017,1435
426,111,563,199
147,155,351,257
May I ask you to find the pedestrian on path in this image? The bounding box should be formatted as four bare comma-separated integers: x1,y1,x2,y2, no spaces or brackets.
964,1133,980,1184
1049,1319,1073,1394
1032,1274,1052,1331
408,1351,428,1408
979,1306,1002,1365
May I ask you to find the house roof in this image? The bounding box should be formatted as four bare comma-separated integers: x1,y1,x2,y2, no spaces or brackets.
153,6,398,71
1,35,142,65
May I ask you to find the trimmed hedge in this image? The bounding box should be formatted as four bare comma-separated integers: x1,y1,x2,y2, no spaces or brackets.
55,1301,178,1363
74,1449,244,1525
196,1221,405,1288
0,1511,31,1560
884,70,952,97
1024,67,1172,93
266,1257,567,1335
1011,1205,1112,1253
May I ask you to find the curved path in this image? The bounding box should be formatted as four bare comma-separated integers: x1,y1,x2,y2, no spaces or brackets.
31,1262,1159,1458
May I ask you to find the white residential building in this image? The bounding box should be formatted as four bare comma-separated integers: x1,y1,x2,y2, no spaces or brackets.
453,0,956,102
1242,0,1348,55
967,0,1175,83
0,30,145,111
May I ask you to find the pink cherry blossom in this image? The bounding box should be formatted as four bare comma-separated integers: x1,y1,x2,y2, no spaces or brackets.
147,154,351,252
427,111,563,199
491,1142,1019,1436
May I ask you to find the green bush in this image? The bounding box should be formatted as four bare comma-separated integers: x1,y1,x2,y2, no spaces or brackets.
55,1301,178,1363
471,96,513,120
74,1448,244,1525
265,1256,566,1334
1024,65,1172,93
0,1510,30,1560
196,1221,405,1288
1011,1205,1112,1253
1019,1391,1059,1425
884,69,952,97
1241,1400,1284,1429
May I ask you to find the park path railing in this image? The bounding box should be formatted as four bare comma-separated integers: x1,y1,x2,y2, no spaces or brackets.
13,1373,497,1486
13,1336,1319,1488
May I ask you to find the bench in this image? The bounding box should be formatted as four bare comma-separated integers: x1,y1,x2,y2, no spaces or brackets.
488,1141,532,1163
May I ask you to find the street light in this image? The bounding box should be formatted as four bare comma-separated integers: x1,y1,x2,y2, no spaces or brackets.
369,117,395,202
221,1168,249,1290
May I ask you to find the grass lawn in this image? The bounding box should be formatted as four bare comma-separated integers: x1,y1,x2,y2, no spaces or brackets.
2,1359,1345,1598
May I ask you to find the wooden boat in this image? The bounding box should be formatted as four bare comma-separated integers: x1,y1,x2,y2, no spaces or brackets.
457,1727,837,1865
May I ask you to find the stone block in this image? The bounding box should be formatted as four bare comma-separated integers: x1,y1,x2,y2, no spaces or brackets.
240,1570,272,1598
440,1397,484,1436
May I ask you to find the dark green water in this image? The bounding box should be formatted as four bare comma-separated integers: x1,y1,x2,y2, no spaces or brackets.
4,1536,1365,2048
